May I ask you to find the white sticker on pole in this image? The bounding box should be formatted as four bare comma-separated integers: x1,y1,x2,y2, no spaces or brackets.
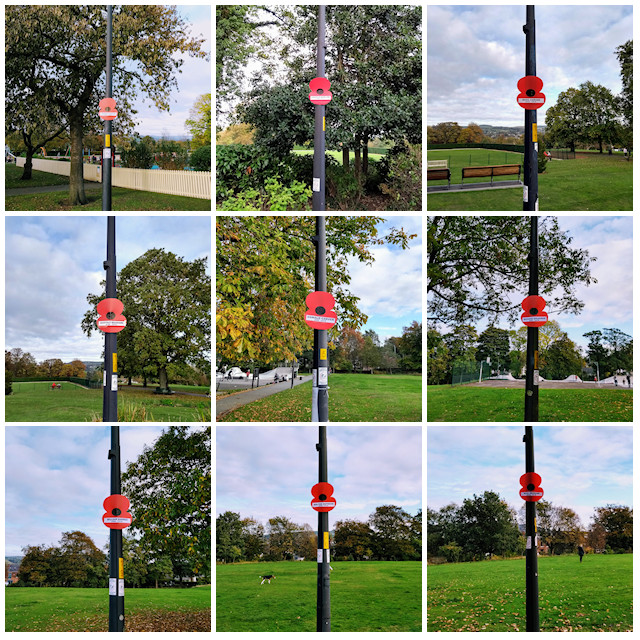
534,143,538,152
317,549,323,563
535,198,539,212
118,579,124,595
103,370,107,387
313,178,320,192
526,536,532,549
523,185,528,202
325,550,330,563
104,148,112,159
533,370,539,386
318,367,328,385
111,374,118,391
109,578,117,595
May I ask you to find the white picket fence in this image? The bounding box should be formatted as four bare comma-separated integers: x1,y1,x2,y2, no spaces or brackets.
15,157,211,199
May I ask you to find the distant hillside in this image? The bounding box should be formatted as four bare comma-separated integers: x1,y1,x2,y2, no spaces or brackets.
478,124,545,137
6,556,22,564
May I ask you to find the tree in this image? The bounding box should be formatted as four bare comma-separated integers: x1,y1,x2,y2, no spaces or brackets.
217,216,415,363
544,88,585,151
427,328,449,385
122,426,211,580
591,505,632,552
241,517,266,561
265,516,299,561
5,348,38,378
122,136,155,169
190,145,211,171
540,334,583,380
83,249,211,393
427,216,596,324
583,328,632,378
457,123,484,144
397,321,422,372
216,511,245,563
615,40,632,144
57,531,107,588
476,326,510,370
239,6,421,173
6,5,206,204
334,328,365,371
577,82,619,152
369,505,418,560
333,519,374,560
457,492,522,560
185,93,211,148
427,122,463,144
534,501,583,555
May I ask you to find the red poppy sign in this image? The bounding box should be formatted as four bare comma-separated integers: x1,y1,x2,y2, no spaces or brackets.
102,494,132,529
99,97,118,120
521,295,548,327
311,482,336,512
517,76,545,110
519,472,543,501
97,298,127,333
309,77,333,105
304,291,337,329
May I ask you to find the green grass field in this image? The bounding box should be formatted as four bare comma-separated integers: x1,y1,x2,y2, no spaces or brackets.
427,148,632,210
292,149,385,162
5,585,211,632
219,374,421,422
427,385,632,422
5,164,211,211
217,561,420,632
7,382,211,422
428,554,632,632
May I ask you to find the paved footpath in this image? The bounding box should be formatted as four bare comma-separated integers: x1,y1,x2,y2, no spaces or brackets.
216,375,312,419
6,182,102,196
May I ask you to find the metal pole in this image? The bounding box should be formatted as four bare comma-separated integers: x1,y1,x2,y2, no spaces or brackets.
316,426,331,631
108,425,124,631
312,217,329,421
523,426,540,631
523,5,538,211
102,5,113,211
312,5,326,211
524,216,539,421
103,217,118,422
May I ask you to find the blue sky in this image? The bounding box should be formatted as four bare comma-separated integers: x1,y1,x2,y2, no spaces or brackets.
344,215,422,344
5,216,211,362
5,425,188,556
217,425,422,530
427,5,632,127
124,5,210,137
429,215,632,354
427,425,632,527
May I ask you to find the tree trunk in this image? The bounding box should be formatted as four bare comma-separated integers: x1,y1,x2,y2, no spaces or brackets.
363,136,369,176
21,151,34,180
69,110,88,205
354,147,361,178
158,366,169,392
342,148,349,170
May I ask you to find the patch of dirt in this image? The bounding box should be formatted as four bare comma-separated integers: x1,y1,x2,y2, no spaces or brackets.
76,608,211,632
467,380,629,390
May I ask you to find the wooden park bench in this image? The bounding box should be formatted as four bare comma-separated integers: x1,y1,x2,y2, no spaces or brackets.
461,164,521,186
427,159,448,169
427,168,451,189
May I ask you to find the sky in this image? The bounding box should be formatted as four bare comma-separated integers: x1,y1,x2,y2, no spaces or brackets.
344,215,422,344
427,4,632,127
427,425,632,528
5,216,211,363
4,425,206,556
124,5,211,137
216,425,422,530
428,215,632,354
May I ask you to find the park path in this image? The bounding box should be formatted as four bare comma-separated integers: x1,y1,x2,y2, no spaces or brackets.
216,375,312,419
6,182,101,196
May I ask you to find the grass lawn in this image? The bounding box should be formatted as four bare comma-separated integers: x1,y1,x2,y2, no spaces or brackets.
219,374,421,422
7,382,211,422
6,165,210,211
5,585,211,632
426,385,632,422
6,163,70,188
217,561,420,632
427,554,632,632
427,148,632,210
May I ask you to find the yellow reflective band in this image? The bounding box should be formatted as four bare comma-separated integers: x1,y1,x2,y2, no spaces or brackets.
106,134,111,147
323,117,325,132
534,518,537,533
532,124,537,143
323,532,329,549
534,351,538,369
320,348,327,360
119,558,124,579
113,353,117,372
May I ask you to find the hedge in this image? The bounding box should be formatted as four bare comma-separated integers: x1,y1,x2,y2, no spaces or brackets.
427,143,525,153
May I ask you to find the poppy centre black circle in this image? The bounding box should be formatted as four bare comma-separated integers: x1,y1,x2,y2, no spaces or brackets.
112,507,121,515
530,307,538,315
316,306,326,314
107,311,116,319
526,89,536,97
319,493,327,500
527,484,535,491
317,88,324,94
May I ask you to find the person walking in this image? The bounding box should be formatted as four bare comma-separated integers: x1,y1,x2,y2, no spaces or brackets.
578,545,585,563
626,374,631,388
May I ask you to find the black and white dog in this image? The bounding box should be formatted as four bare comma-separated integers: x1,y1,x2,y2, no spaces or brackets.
260,574,275,584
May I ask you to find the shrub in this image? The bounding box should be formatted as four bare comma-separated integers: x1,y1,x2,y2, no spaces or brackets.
217,176,312,211
190,145,211,171
380,143,422,210
122,137,154,169
6,370,12,395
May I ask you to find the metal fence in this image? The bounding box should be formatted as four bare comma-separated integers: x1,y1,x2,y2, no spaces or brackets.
451,360,493,386
548,148,575,160
16,157,211,199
